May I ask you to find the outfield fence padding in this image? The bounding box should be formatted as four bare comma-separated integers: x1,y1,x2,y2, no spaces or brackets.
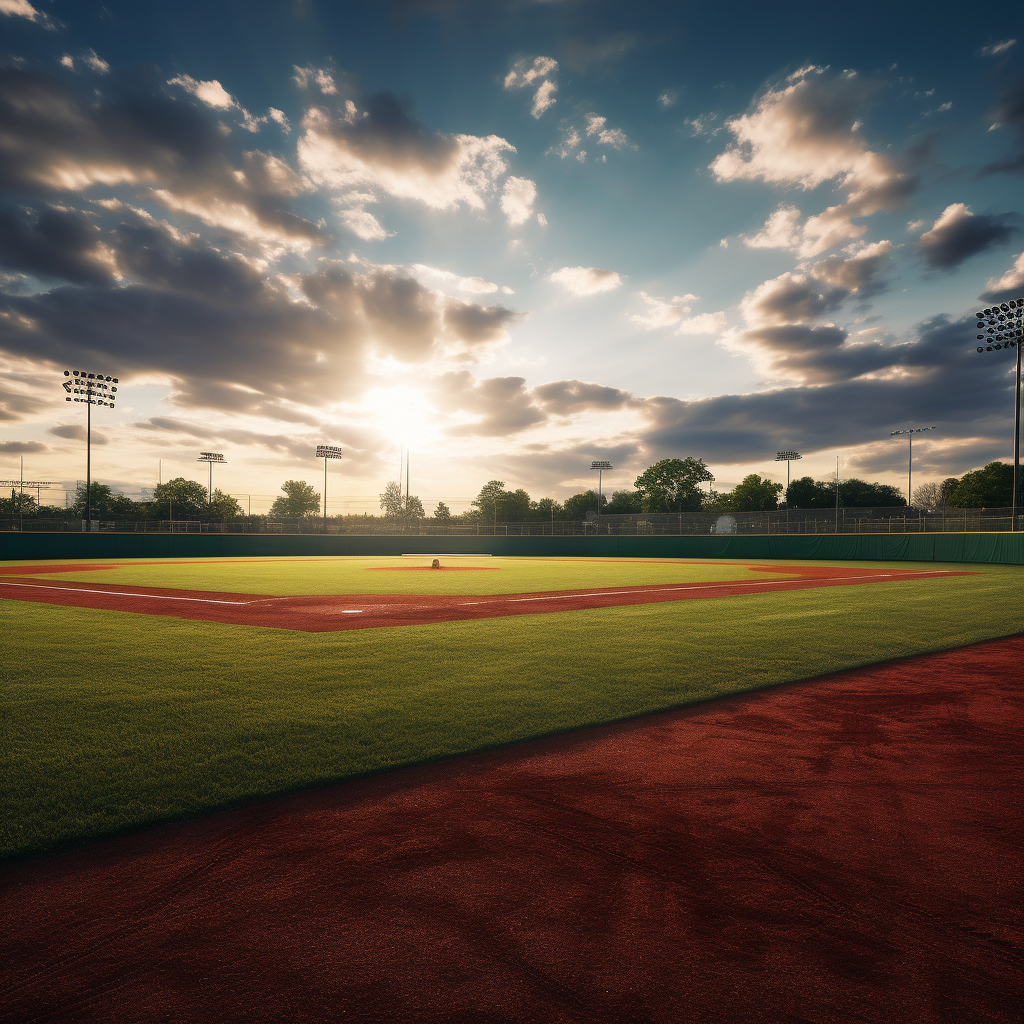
2,531,1022,564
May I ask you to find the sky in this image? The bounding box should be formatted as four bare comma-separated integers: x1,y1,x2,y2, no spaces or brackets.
1,0,1022,514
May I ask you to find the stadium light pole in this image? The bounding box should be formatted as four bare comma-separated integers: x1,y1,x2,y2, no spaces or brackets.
975,298,1023,530
197,452,225,506
775,451,802,495
316,445,343,521
890,427,934,506
62,368,119,529
591,461,612,516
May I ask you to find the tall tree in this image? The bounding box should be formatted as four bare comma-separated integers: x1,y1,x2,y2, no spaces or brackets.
530,496,564,520
785,477,834,509
911,479,958,510
563,490,607,518
152,478,208,519
634,458,713,513
838,479,906,507
208,489,243,518
604,489,642,514
380,481,405,518
271,480,321,517
433,501,452,520
1,489,38,515
472,480,507,523
503,488,532,522
946,462,1014,507
730,474,784,512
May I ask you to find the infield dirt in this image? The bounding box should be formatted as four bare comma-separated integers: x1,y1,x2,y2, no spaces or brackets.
2,636,1019,1023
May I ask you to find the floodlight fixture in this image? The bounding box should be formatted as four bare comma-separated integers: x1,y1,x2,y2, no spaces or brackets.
316,444,343,519
889,427,935,505
974,298,1022,530
62,367,120,527
775,451,802,490
590,461,613,516
197,451,226,505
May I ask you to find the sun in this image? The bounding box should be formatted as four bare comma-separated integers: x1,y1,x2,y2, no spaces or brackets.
361,386,440,448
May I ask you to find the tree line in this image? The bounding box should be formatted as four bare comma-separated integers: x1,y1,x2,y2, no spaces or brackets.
2,460,1016,521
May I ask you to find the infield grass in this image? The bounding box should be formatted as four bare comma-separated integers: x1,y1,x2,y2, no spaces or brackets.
3,557,1022,860
0,555,794,595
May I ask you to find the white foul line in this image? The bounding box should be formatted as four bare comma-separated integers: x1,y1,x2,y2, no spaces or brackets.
0,581,256,606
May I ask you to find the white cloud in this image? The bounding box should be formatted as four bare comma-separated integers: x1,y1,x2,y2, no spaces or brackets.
630,291,697,329
550,266,622,296
504,56,558,119
532,80,557,118
500,176,537,226
978,39,1016,57
0,0,47,22
585,114,630,149
658,90,678,109
82,49,110,74
169,74,235,109
338,207,393,241
59,54,74,69
744,205,803,250
547,127,581,159
412,265,505,295
293,66,337,94
268,108,290,132
675,311,728,335
297,101,514,212
981,252,1024,301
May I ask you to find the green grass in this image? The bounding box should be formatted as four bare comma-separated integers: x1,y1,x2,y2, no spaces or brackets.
0,555,793,595
2,558,1022,860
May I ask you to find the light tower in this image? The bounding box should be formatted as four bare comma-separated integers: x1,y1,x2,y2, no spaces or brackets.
889,428,934,506
975,298,1022,530
590,461,612,516
197,452,225,506
316,445,343,521
775,451,802,495
62,368,119,528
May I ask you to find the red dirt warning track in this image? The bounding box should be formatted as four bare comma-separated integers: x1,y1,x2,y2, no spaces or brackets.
0,564,975,631
1,636,1020,1023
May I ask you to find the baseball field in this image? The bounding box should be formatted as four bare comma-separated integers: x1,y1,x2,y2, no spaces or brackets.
2,552,1021,1022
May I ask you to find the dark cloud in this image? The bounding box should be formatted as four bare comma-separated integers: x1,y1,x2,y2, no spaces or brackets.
0,439,47,454
634,316,1012,468
533,379,634,414
734,324,901,384
360,271,440,360
434,372,547,436
48,423,107,444
443,299,521,345
0,383,46,422
917,204,1016,270
811,242,892,298
0,64,325,245
980,78,1024,176
0,206,114,285
338,93,457,174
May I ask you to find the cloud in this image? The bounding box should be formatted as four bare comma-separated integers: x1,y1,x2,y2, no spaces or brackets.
168,74,235,109
297,91,514,212
434,371,547,436
48,423,108,444
584,114,630,149
0,205,117,286
630,291,697,329
500,176,537,226
917,203,1016,270
443,298,522,348
0,65,325,249
411,264,507,295
675,311,728,335
549,266,622,296
0,439,47,454
658,90,678,109
978,39,1016,57
980,79,1024,176
338,207,393,240
980,251,1024,303
0,0,52,25
633,315,1014,467
532,379,634,414
713,67,914,255
504,56,558,118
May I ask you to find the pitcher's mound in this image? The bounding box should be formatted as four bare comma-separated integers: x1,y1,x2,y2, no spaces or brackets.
366,566,500,571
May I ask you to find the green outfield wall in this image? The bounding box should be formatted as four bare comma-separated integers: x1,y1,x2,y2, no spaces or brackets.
2,531,1022,564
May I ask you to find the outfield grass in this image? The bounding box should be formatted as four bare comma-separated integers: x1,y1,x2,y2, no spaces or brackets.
0,555,794,595
2,558,1022,860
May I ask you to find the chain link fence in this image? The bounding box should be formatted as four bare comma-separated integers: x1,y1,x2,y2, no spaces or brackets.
2,507,1019,535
